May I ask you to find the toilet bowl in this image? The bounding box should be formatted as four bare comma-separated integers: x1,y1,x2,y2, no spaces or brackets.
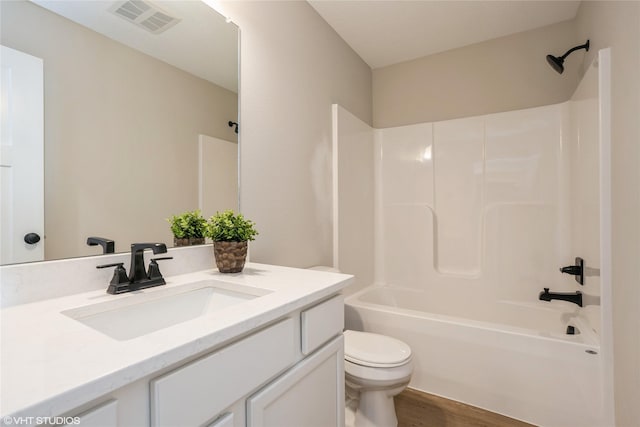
307,266,414,427
344,330,413,427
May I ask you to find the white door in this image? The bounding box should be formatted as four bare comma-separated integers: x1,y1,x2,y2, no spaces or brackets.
198,134,238,218
0,45,44,264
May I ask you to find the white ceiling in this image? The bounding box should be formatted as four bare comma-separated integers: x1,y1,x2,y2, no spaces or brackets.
308,1,581,69
31,0,238,93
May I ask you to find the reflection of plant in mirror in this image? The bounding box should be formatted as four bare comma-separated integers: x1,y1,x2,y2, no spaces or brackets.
205,210,258,242
167,210,207,239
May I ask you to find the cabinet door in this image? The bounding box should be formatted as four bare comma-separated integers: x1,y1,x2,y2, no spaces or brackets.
206,412,234,427
67,400,117,426
247,335,344,427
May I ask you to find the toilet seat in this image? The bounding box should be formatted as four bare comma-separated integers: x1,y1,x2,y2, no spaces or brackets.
344,330,412,368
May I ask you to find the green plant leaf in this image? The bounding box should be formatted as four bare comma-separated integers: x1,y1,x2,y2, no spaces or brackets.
205,210,258,242
166,209,207,238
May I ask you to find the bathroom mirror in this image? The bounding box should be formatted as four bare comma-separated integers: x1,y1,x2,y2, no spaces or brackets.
0,0,239,265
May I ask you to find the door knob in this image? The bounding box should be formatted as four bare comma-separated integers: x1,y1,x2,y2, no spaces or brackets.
24,233,41,244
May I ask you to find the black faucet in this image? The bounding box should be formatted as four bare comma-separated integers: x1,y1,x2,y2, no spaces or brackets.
539,287,583,307
87,236,115,254
129,243,168,288
96,243,172,294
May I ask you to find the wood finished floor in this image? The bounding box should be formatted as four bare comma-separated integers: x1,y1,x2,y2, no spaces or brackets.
394,388,536,427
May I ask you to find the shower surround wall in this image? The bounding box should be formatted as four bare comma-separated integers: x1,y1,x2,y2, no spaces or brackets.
335,100,600,305
377,103,581,302
334,99,602,314
375,77,604,333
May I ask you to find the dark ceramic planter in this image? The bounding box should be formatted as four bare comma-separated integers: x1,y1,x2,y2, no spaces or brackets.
173,237,205,247
213,241,248,273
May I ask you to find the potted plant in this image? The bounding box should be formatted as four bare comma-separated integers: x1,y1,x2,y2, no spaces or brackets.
205,210,258,273
167,210,207,247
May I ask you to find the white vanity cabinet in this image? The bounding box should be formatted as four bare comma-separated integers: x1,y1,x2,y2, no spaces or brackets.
150,295,345,427
1,262,352,427
62,296,344,427
55,297,344,427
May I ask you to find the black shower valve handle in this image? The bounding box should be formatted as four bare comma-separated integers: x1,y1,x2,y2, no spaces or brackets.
559,257,584,285
559,265,581,275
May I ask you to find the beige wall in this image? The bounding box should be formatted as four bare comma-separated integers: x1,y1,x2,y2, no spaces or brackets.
1,1,238,260
373,21,580,127
219,1,372,268
574,2,640,425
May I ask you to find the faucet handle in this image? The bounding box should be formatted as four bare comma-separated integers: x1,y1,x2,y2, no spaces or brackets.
559,257,584,285
97,262,130,294
148,257,173,281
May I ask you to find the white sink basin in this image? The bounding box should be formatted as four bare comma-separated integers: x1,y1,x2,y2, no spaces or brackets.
62,280,271,341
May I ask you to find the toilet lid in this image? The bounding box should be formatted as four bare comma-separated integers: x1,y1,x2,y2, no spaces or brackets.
344,330,412,368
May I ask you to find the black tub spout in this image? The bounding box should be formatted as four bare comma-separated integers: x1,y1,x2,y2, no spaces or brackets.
539,287,583,307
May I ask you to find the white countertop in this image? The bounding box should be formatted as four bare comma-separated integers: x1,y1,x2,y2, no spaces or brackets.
0,263,352,420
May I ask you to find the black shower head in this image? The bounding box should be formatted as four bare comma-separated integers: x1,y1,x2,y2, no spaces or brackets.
546,40,590,74
546,54,565,74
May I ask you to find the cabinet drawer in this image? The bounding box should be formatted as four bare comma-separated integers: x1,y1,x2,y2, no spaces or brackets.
301,295,344,355
150,318,296,427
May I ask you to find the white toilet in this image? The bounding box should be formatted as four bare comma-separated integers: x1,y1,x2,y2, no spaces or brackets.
307,267,413,427
344,330,413,427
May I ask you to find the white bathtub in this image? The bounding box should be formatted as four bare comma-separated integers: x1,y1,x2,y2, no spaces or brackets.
345,286,606,427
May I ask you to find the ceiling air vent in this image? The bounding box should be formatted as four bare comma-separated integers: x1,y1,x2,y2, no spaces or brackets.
110,0,181,34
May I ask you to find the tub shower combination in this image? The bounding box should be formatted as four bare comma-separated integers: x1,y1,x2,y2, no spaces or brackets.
334,50,611,427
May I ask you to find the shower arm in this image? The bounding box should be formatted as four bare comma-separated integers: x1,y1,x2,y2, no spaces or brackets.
559,41,590,60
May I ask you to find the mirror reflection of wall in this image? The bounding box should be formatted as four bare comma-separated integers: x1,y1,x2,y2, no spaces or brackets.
0,0,239,264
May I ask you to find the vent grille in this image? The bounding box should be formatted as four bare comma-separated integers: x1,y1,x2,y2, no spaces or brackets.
110,0,180,34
